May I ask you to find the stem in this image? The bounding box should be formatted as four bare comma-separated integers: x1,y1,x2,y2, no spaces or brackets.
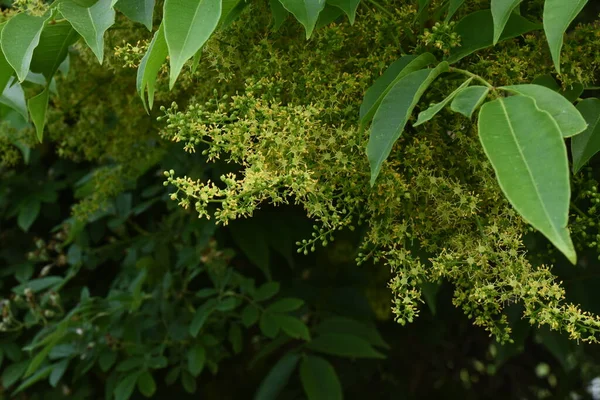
449,67,495,90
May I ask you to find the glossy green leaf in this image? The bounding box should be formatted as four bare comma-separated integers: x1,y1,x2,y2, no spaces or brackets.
27,87,49,142
414,78,472,126
254,353,300,400
278,0,326,39
448,10,540,63
0,24,13,93
30,21,79,80
0,78,28,121
136,23,167,110
543,0,588,74
114,371,141,400
300,356,342,400
163,0,221,88
307,333,386,358
491,0,522,44
445,0,466,22
367,62,449,185
1,13,47,82
274,315,311,340
478,95,575,263
259,312,280,338
326,0,359,24
116,0,155,30
450,85,489,118
571,98,600,173
267,298,304,313
137,370,156,397
270,0,290,31
60,0,116,63
188,345,206,376
254,281,280,301
501,84,587,137
360,53,436,125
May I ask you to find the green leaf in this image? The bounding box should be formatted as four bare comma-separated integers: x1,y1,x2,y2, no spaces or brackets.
254,282,280,301
531,74,560,91
13,365,52,394
270,0,289,31
241,304,260,327
27,87,49,142
314,317,389,349
116,0,155,30
360,53,436,125
163,0,221,88
543,0,588,74
259,312,280,338
414,78,473,126
254,353,300,400
307,333,386,358
274,315,311,340
572,98,600,173
0,78,28,121
1,13,47,82
445,0,466,22
99,351,117,372
326,0,359,24
17,199,41,232
114,371,141,400
367,63,449,185
189,300,216,337
500,84,587,137
314,4,343,30
491,0,523,44
187,344,206,377
59,0,116,64
49,359,69,387
2,360,28,388
278,0,326,39
136,23,167,110
300,355,342,400
137,370,156,397
267,298,305,313
450,85,489,118
562,83,584,103
229,323,243,354
181,370,197,394
0,23,14,93
30,21,79,80
477,95,576,264
448,10,540,63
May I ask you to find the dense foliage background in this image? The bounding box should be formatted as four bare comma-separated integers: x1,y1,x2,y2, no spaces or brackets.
2,0,600,399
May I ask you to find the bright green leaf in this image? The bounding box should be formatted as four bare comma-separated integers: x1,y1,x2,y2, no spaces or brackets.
60,0,116,64
543,0,588,74
116,0,155,30
450,85,489,118
0,78,28,121
30,21,79,79
274,315,311,340
500,84,587,137
300,355,342,400
360,53,436,125
278,0,326,39
270,0,289,31
414,78,472,126
136,23,167,110
254,353,300,400
1,13,47,82
188,344,206,377
163,0,221,88
448,10,540,63
367,63,449,185
307,333,386,358
326,0,359,24
137,370,156,397
27,87,49,142
478,95,576,264
572,98,600,173
445,0,466,22
491,0,522,44
0,23,14,93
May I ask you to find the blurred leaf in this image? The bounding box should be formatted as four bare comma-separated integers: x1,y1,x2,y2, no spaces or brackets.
300,355,342,400
187,344,206,377
254,282,280,302
267,298,305,313
241,304,260,327
307,333,385,358
254,353,300,400
260,312,280,338
274,315,311,340
137,370,157,397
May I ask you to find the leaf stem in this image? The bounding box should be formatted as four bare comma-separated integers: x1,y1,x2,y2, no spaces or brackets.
449,67,494,90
